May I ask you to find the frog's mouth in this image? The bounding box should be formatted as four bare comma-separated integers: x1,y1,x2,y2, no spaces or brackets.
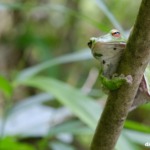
93,53,103,58
87,41,92,48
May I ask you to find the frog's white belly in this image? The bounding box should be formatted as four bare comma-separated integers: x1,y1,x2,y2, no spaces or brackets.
91,42,125,77
101,55,122,77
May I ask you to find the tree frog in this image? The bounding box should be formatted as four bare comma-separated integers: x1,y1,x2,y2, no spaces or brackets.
88,29,150,109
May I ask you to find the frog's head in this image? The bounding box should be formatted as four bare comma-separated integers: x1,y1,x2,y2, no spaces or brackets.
88,29,126,76
88,29,125,48
88,29,126,59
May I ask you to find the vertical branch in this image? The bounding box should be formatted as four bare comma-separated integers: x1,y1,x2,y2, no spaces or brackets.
90,0,150,149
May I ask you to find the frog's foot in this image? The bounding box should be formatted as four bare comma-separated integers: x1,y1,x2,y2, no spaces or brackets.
112,74,133,84
100,74,133,91
112,73,119,78
125,75,133,84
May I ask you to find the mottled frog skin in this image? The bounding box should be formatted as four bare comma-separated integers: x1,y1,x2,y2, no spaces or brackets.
88,29,150,110
88,29,126,77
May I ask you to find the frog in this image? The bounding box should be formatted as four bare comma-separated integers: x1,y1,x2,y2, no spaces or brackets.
88,29,131,90
88,29,150,109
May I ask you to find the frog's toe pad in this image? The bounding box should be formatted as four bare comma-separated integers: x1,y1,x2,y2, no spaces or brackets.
112,73,118,78
125,75,133,84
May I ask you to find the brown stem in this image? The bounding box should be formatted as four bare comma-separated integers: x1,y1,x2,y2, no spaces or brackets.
90,0,150,149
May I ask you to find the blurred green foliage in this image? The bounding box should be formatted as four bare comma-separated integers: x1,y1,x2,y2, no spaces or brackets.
0,137,35,150
1,0,150,150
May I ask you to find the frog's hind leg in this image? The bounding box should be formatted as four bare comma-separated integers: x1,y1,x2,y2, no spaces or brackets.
131,75,150,111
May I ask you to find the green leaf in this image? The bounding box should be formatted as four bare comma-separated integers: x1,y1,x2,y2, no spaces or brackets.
17,76,102,129
0,75,13,98
125,120,150,133
0,137,35,150
124,129,150,145
116,133,140,150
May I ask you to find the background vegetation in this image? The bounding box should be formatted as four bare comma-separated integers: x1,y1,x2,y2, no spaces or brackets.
0,0,150,150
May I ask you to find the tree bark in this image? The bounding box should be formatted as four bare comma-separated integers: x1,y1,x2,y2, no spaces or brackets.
90,0,150,149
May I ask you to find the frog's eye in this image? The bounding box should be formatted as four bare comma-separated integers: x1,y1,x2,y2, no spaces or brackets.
111,29,121,38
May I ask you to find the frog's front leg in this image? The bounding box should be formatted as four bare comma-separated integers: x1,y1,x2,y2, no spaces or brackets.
99,73,133,91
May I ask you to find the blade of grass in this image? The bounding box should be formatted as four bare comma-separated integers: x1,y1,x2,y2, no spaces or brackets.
125,120,150,133
95,0,125,34
15,49,92,82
